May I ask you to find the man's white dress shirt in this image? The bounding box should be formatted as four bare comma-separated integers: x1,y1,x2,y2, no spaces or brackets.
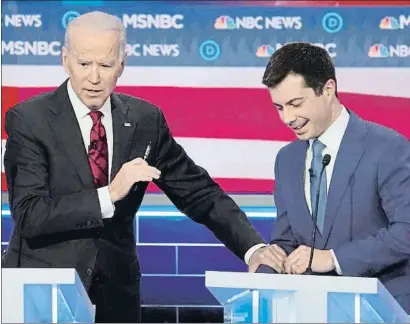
67,80,115,219
305,106,350,275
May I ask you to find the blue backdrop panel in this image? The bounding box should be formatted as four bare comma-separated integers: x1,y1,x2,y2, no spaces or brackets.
2,1,409,66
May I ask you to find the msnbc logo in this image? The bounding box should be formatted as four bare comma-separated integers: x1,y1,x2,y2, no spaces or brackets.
256,45,275,58
368,44,389,58
379,16,400,29
214,15,235,29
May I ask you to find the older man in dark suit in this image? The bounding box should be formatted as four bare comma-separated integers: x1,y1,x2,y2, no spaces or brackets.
2,11,276,323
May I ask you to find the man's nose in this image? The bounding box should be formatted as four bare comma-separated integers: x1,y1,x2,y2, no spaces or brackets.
282,107,297,126
88,65,101,84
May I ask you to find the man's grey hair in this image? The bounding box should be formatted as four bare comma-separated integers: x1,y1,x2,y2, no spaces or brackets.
64,11,126,58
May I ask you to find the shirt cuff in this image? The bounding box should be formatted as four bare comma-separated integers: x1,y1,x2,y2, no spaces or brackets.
330,249,343,275
97,186,115,219
244,243,267,265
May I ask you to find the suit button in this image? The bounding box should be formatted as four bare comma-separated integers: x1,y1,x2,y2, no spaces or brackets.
86,268,93,276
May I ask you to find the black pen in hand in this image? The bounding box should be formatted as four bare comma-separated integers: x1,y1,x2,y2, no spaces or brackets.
132,141,152,191
143,141,151,161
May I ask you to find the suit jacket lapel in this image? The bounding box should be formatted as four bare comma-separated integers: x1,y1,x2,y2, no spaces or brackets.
289,140,314,239
110,93,138,181
47,81,139,187
321,112,367,245
47,80,95,188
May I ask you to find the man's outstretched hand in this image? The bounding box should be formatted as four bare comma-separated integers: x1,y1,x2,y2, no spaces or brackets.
284,245,335,274
248,244,335,275
248,244,287,273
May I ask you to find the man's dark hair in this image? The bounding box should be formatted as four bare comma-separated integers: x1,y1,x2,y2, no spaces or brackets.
262,42,338,97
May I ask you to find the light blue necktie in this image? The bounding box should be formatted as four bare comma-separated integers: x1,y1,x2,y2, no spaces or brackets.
310,139,327,233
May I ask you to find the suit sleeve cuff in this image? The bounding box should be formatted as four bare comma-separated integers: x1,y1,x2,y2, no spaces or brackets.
97,186,115,219
331,249,343,275
244,243,267,265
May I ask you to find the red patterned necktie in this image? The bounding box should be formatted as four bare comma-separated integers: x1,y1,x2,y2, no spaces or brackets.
88,111,108,188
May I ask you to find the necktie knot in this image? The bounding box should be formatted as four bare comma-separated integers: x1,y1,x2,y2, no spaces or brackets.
312,139,326,159
89,111,103,124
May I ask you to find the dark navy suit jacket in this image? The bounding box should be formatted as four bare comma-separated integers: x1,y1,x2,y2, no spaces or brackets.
260,111,410,314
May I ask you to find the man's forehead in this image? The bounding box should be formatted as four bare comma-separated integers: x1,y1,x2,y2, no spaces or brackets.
69,27,119,44
69,47,118,62
68,37,120,56
269,77,309,104
279,74,306,88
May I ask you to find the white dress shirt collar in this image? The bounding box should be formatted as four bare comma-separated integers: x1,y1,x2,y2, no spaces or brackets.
309,105,350,151
66,79,112,119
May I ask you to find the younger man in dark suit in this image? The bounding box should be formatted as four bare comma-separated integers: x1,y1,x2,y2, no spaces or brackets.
252,42,410,314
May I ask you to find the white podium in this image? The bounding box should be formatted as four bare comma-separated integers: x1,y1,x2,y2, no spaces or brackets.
205,271,410,323
2,268,95,323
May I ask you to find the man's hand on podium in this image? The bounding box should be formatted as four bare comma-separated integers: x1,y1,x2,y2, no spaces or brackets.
284,245,335,274
248,244,287,273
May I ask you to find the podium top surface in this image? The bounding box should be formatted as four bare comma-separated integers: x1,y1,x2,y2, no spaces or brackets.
205,271,382,294
2,268,79,285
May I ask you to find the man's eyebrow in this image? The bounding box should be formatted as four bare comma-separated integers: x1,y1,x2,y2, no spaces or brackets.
274,97,305,107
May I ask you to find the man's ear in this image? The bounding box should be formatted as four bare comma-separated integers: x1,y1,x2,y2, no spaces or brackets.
62,46,70,75
324,79,336,98
117,54,127,78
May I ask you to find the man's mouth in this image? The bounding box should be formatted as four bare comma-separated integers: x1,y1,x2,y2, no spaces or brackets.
293,120,308,130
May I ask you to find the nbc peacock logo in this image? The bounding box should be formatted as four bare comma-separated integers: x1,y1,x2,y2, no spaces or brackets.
368,44,390,58
256,45,275,58
379,16,401,29
214,15,235,30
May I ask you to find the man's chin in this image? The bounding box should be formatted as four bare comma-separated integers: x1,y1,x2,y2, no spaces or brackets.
82,98,105,110
295,131,311,141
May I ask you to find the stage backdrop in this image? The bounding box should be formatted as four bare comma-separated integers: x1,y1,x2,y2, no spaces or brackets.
1,0,410,322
